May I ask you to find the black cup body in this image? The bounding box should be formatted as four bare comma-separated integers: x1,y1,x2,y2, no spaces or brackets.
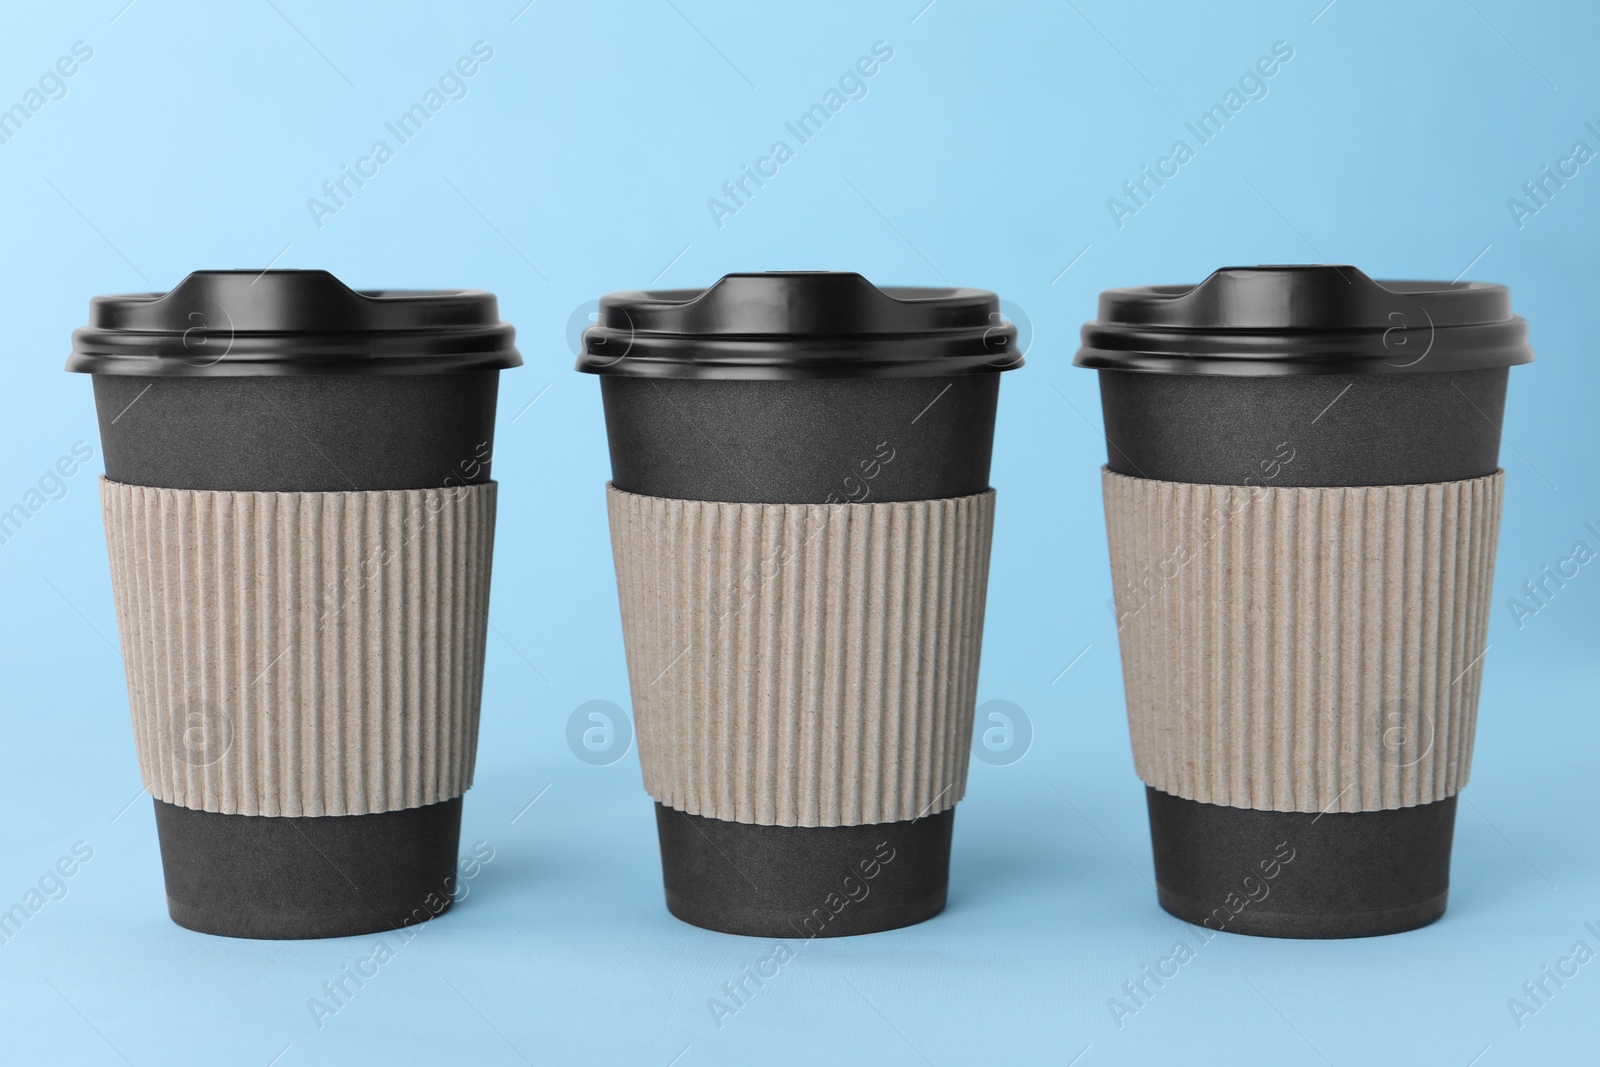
94,372,496,938
606,374,995,936
1101,368,1503,938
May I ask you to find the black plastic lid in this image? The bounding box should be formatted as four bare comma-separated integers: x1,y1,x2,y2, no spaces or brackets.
66,269,521,376
1075,265,1533,376
576,271,1021,379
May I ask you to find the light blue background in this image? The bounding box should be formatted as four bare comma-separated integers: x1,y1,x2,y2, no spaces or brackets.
2,1,1596,1063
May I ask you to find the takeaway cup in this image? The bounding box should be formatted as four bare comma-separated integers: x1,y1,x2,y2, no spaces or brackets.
579,271,1021,936
68,269,520,938
1076,264,1530,937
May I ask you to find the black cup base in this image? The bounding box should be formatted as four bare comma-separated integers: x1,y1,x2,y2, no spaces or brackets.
654,803,953,938
153,797,463,940
1145,787,1456,939
1154,885,1447,940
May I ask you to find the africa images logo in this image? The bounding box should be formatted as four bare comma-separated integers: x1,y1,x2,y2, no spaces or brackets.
306,41,495,229
705,41,895,228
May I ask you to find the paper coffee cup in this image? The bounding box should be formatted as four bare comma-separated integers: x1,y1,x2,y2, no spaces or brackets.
579,272,1020,936
1076,265,1531,938
68,270,520,939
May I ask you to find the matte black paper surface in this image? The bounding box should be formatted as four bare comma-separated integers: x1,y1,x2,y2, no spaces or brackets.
608,369,1003,936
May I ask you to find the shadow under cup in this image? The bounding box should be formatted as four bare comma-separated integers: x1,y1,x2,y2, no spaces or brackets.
1079,265,1531,939
71,270,519,939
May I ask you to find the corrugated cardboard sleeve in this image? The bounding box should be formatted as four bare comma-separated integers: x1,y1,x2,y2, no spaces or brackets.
1103,468,1503,814
100,478,495,817
607,485,995,827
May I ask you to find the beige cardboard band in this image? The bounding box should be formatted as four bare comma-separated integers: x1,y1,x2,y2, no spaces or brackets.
1104,468,1503,814
101,478,495,817
608,485,995,827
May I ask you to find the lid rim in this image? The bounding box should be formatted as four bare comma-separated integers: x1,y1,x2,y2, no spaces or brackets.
1075,351,1535,376
577,359,1018,381
66,270,521,377
579,271,1022,380
1076,265,1533,376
